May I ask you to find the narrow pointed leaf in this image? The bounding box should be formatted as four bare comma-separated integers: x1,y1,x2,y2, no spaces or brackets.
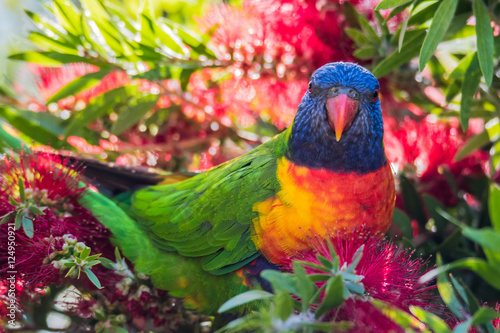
315,275,344,319
419,0,459,71
84,267,103,289
460,58,481,131
410,306,451,332
18,178,25,203
22,216,34,238
375,0,412,10
14,211,23,230
489,184,500,231
218,290,273,313
473,0,494,87
48,69,113,104
80,246,91,260
110,94,158,135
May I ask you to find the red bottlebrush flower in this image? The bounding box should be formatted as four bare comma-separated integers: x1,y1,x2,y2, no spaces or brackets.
0,152,115,292
384,116,488,206
286,232,438,332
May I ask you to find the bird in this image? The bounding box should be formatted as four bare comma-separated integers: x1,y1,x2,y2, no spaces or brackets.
79,62,396,314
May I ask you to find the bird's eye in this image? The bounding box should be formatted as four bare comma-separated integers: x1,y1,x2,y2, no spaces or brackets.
372,88,379,101
308,82,313,93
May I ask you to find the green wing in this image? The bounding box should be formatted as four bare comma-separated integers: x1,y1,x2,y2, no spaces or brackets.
131,131,288,275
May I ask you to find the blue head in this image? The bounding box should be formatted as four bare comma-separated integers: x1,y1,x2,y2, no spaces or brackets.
287,62,386,174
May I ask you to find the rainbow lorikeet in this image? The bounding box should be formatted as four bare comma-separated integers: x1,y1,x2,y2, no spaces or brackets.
81,62,395,313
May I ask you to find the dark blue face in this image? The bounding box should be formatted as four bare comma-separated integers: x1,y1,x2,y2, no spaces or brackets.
287,62,387,174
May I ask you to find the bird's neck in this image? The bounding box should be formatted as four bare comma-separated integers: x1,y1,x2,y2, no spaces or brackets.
285,103,387,174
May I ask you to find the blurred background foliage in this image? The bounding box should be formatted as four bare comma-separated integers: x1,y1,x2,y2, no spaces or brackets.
1,0,500,331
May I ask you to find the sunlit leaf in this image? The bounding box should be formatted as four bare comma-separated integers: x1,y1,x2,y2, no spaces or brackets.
460,57,481,131
419,0,459,71
218,290,273,313
410,306,451,332
473,0,494,87
84,267,103,289
375,0,412,10
22,216,34,238
47,69,113,104
110,94,159,135
315,275,344,319
372,30,425,77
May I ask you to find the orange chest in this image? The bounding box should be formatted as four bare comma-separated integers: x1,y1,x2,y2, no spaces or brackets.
252,157,396,265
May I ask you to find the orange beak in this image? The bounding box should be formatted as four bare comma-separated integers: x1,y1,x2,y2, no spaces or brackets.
326,94,359,141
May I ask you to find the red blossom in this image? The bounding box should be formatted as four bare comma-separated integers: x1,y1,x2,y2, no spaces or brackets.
384,116,488,206
286,232,438,332
0,153,114,291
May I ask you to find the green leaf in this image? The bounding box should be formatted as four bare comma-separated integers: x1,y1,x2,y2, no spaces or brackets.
470,307,500,325
422,194,448,233
9,196,19,207
353,46,378,59
454,130,489,162
373,300,423,330
14,211,23,230
274,290,294,321
399,175,427,226
28,32,78,55
85,260,101,267
218,290,273,313
63,85,137,137
99,257,115,269
0,124,27,151
65,265,76,277
22,216,34,238
418,0,459,71
461,227,500,252
489,184,500,232
260,270,298,295
436,254,467,320
293,261,317,311
84,267,103,289
315,275,344,319
18,178,25,203
48,69,113,104
397,2,414,52
460,58,482,131
392,207,413,239
0,108,62,147
449,53,477,80
0,212,14,225
63,261,76,267
345,28,371,46
80,246,91,260
86,254,101,261
372,30,426,77
115,247,122,261
51,0,82,36
473,0,494,87
110,94,158,135
420,258,500,289
410,306,451,332
110,326,128,333
356,12,379,43
375,0,412,10
8,52,97,67
28,205,45,215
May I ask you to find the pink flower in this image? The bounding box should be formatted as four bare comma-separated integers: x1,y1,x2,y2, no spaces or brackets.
0,152,114,291
384,116,488,206
286,232,439,332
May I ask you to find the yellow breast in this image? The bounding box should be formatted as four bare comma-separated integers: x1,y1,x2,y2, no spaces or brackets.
251,157,395,265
